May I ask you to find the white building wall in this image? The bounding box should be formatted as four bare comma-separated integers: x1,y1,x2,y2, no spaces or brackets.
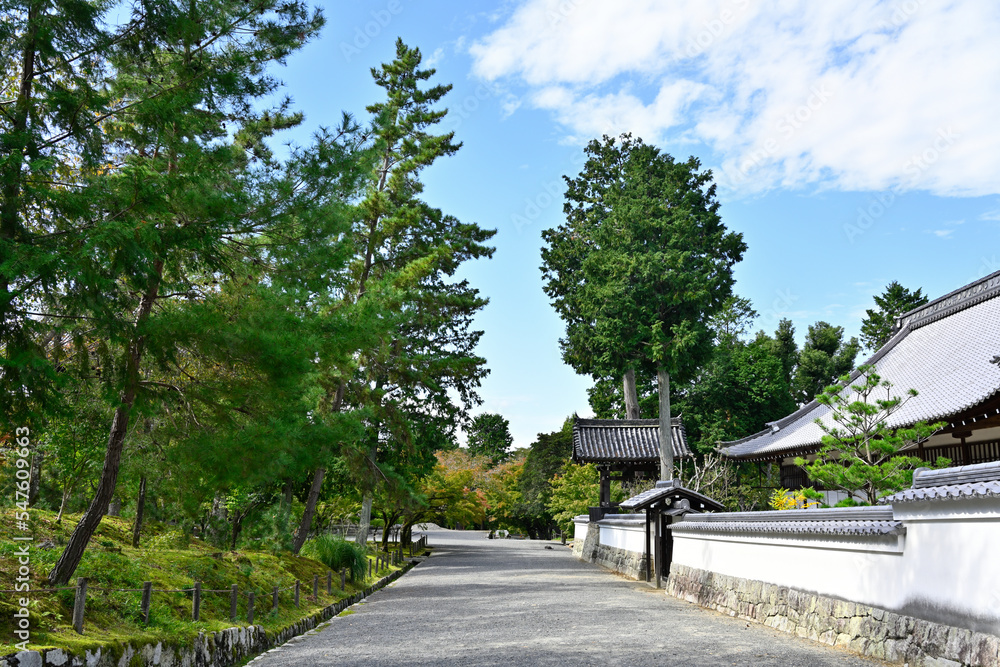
671,497,1000,635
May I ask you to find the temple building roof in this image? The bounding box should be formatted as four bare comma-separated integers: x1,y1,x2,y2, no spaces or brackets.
720,270,1000,462
572,416,693,464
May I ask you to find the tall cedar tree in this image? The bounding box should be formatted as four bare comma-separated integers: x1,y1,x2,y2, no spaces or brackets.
466,413,514,465
45,0,324,585
541,134,745,478
792,322,861,405
293,40,494,551
860,281,927,352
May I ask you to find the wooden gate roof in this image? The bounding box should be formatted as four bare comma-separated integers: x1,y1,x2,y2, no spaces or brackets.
572,417,693,464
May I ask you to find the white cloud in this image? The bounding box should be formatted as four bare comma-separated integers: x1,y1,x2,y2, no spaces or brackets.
930,229,955,239
470,0,1000,197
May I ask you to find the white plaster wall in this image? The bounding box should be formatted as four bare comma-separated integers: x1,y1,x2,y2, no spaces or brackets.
573,517,588,543
597,519,646,553
671,498,1000,634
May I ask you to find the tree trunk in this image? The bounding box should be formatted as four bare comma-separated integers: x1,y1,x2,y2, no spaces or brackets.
132,476,146,548
291,467,324,554
355,495,372,548
291,385,344,554
28,449,43,507
281,480,293,510
231,513,244,551
657,367,674,481
623,369,641,419
48,262,162,585
56,487,70,524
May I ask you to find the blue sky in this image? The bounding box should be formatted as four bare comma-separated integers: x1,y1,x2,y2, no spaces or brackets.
271,1,1000,448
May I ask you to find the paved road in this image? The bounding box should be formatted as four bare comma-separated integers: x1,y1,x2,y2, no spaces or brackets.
250,530,879,666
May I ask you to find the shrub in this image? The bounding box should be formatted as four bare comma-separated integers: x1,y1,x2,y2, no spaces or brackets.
303,534,368,581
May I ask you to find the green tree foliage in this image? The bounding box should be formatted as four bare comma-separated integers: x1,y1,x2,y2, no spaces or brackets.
860,281,928,352
466,413,514,465
314,39,494,549
518,419,574,531
547,462,624,536
541,133,746,477
797,365,946,505
759,318,798,388
792,322,861,404
1,5,494,583
542,133,745,389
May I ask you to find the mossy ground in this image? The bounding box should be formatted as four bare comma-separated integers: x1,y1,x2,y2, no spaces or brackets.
0,508,423,656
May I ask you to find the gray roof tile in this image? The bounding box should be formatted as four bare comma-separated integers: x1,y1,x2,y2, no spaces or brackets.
673,506,904,537
721,270,1000,461
572,417,692,463
881,459,1000,503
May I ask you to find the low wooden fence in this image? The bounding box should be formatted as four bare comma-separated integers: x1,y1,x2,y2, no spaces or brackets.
4,535,429,635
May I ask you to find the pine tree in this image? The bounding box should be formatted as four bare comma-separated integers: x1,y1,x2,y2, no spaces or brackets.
292,40,495,551
860,281,927,351
46,0,325,585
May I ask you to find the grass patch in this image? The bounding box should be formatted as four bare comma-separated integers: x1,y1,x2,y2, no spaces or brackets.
0,508,411,657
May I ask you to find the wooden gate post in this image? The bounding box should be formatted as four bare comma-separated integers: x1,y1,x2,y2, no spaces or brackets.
141,581,152,625
312,574,319,599
72,578,88,634
248,592,255,625
272,585,279,611
230,584,238,622
192,582,202,621
340,568,346,590
294,580,300,608
326,570,332,595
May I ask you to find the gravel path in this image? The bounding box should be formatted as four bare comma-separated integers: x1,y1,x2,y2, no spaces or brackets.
249,530,881,666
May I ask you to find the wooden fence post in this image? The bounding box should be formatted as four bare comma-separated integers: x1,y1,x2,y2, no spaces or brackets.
72,578,87,634
272,585,279,611
327,570,332,595
141,581,152,625
368,559,372,578
248,592,255,625
313,574,319,599
193,582,202,621
340,569,346,591
230,584,238,622
294,580,300,608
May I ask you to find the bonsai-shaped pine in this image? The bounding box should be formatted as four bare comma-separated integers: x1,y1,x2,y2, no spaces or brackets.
796,365,947,505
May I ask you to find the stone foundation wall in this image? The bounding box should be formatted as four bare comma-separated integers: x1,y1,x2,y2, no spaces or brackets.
591,543,646,581
666,563,1000,667
2,563,415,667
575,522,599,562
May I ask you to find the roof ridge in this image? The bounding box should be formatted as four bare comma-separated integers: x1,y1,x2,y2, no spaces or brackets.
896,268,1000,332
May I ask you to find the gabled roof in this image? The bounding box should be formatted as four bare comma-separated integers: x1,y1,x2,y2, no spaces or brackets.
720,270,1000,462
619,479,724,512
572,416,693,464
